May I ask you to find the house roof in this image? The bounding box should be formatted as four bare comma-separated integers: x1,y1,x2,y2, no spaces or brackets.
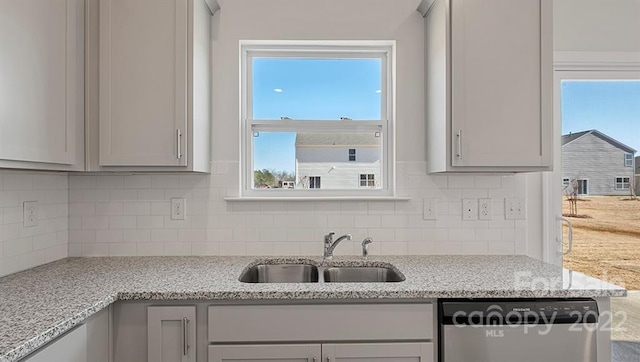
561,129,636,153
295,132,380,147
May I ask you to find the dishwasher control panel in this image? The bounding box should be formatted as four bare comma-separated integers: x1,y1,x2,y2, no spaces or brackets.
440,298,599,325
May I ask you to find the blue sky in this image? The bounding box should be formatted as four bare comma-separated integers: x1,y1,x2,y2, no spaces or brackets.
252,58,381,173
561,80,640,152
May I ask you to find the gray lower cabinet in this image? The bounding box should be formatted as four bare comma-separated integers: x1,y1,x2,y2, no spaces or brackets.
325,343,433,361
208,344,321,362
207,303,436,362
208,343,433,362
22,325,87,362
21,307,110,362
148,306,197,362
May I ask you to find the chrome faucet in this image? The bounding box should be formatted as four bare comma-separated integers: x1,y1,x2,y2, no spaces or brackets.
361,237,373,258
324,232,352,260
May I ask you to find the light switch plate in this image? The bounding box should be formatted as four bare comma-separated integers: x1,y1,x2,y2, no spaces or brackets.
23,201,38,227
423,198,437,220
462,199,478,221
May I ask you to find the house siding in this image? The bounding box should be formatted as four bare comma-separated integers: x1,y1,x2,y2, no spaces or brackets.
562,133,635,196
295,146,381,189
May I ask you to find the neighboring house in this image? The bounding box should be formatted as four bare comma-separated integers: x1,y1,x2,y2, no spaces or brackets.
562,129,636,196
295,133,381,189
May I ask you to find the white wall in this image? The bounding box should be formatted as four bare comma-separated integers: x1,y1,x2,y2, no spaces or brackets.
554,0,640,53
0,171,68,277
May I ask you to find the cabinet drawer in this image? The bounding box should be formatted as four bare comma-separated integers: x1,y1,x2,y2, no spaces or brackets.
208,303,433,342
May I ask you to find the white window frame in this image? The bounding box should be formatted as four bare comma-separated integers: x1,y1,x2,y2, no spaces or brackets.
614,176,630,190
576,179,589,195
240,41,396,198
624,153,633,167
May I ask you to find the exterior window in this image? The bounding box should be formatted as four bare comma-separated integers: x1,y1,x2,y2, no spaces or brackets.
360,174,375,187
241,41,394,197
309,176,321,189
562,178,570,187
576,179,588,195
349,149,356,162
615,177,630,190
625,153,633,167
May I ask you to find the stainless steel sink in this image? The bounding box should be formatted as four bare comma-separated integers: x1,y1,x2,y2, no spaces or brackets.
323,267,405,283
239,264,319,283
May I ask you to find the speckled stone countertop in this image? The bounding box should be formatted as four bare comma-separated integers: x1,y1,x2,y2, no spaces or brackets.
0,255,626,362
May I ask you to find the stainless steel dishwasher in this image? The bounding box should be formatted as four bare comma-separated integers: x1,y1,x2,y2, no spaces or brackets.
439,298,599,362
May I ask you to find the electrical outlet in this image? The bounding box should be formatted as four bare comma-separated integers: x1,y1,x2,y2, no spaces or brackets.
479,198,492,220
462,199,478,221
23,201,38,227
505,198,526,220
423,198,437,220
171,198,186,220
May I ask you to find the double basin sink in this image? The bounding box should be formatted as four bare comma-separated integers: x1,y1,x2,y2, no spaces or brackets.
239,262,405,283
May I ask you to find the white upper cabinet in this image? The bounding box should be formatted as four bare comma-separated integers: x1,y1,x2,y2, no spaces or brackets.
424,0,553,172
92,0,212,172
0,0,84,171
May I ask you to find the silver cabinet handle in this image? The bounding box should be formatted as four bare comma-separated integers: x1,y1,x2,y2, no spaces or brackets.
182,317,189,356
456,129,462,159
176,128,183,159
561,216,573,255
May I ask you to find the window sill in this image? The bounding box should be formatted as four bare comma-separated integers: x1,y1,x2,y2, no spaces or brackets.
224,196,411,202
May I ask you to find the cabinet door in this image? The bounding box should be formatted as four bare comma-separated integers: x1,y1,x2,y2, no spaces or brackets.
450,0,551,168
208,344,321,362
148,306,196,362
23,324,87,362
99,0,187,166
323,343,434,362
0,0,82,166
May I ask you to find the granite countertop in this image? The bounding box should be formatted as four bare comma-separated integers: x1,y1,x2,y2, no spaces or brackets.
0,255,626,362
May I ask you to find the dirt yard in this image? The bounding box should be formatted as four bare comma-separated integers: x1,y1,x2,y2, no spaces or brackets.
563,196,640,290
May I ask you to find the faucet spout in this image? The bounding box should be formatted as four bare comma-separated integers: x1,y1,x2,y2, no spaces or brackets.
361,237,373,258
324,232,352,259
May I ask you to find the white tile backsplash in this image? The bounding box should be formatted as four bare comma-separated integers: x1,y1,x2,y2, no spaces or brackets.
0,171,68,277
64,162,526,257
0,163,528,272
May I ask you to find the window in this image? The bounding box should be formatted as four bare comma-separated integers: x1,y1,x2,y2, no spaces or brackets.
625,153,633,167
241,41,394,197
576,179,588,195
615,177,630,190
360,174,375,187
309,176,321,189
